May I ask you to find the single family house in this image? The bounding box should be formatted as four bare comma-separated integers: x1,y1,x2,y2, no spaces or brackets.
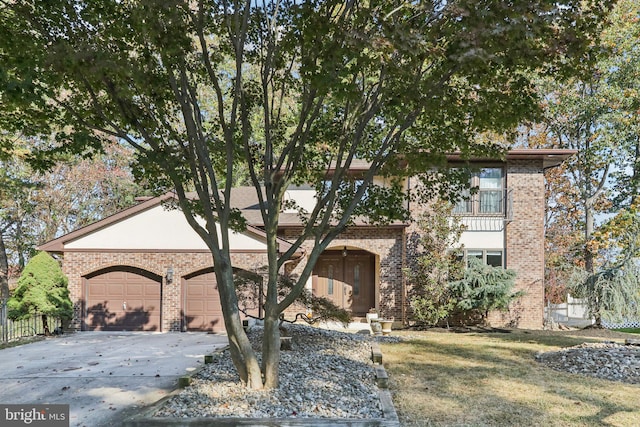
39,148,574,332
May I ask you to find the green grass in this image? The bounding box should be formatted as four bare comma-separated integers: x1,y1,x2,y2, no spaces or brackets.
380,328,640,427
0,335,45,350
612,328,640,334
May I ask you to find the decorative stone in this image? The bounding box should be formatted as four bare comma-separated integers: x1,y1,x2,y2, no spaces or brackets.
280,336,293,351
370,320,382,336
153,324,387,419
537,342,640,384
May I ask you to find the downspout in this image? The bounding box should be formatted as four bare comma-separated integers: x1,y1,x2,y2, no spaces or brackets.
402,177,411,326
402,228,407,326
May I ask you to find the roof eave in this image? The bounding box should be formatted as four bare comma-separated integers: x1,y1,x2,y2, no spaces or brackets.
446,148,577,169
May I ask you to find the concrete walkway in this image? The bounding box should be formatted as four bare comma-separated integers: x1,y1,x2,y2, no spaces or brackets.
0,332,228,427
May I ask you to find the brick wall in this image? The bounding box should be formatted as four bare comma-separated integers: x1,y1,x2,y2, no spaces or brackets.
498,159,546,329
61,251,268,332
404,161,547,329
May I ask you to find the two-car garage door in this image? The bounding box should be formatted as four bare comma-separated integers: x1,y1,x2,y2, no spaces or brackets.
84,267,225,332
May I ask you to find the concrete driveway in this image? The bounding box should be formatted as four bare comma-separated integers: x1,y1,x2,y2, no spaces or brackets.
0,332,228,427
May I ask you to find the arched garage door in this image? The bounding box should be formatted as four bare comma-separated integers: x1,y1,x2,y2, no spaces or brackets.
183,270,225,332
84,267,162,331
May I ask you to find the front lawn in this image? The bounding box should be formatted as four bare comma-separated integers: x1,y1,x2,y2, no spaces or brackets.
380,328,640,427
612,328,640,335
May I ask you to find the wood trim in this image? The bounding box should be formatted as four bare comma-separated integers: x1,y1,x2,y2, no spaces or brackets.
51,248,269,254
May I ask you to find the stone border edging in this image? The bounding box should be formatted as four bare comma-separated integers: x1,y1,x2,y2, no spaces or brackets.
123,341,400,427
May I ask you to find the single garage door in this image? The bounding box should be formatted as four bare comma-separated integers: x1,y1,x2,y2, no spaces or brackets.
183,271,225,332
85,267,162,331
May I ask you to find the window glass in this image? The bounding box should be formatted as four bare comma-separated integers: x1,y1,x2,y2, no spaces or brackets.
486,251,503,267
479,168,502,188
480,191,502,213
479,168,503,213
453,188,472,213
452,167,504,215
328,265,334,295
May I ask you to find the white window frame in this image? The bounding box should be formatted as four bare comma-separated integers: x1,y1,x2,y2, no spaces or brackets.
456,249,504,268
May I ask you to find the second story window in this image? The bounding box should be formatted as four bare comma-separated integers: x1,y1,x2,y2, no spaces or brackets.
479,168,503,214
453,167,504,215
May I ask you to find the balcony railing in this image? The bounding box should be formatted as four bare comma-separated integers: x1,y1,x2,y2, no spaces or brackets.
452,189,513,222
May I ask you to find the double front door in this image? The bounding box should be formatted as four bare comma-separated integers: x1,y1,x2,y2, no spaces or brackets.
312,251,375,316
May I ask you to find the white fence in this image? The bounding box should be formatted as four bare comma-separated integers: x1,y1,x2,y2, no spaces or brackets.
546,295,640,329
545,295,594,328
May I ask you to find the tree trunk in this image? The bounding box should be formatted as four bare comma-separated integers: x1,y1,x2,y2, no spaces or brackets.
0,232,10,301
216,257,264,389
584,201,595,275
261,305,280,389
260,214,285,389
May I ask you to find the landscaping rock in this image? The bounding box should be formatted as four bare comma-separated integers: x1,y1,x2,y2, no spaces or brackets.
536,341,640,384
153,324,384,419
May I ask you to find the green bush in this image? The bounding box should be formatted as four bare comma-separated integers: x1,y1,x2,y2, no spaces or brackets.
7,252,73,327
448,257,522,325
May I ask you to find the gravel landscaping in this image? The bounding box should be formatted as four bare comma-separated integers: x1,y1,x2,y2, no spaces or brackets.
536,341,640,384
153,324,389,420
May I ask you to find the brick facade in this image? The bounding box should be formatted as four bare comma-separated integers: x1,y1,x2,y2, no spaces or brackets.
53,154,554,332
62,251,268,332
498,159,546,329
403,160,547,329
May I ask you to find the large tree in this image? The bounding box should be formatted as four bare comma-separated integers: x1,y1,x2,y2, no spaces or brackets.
533,0,640,275
0,139,141,297
0,1,608,389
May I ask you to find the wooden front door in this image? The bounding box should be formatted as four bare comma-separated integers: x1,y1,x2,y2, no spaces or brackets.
312,251,375,316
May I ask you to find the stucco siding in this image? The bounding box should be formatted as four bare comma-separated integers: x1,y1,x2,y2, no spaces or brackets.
65,205,268,251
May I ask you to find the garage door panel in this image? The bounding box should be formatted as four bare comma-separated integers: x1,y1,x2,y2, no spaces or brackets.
187,301,204,311
107,284,125,296
184,272,225,332
205,301,221,311
88,283,106,294
127,284,144,296
85,268,161,331
189,285,205,297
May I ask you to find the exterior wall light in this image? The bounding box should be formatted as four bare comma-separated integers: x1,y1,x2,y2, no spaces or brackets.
166,266,174,284
342,246,348,257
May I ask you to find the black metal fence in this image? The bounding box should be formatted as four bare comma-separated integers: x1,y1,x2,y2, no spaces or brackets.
0,299,62,343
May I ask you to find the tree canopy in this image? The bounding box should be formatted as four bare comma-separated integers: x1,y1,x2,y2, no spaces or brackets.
0,0,609,388
0,139,142,300
512,0,640,322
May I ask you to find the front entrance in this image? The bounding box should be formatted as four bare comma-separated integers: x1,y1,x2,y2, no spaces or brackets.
312,250,375,316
